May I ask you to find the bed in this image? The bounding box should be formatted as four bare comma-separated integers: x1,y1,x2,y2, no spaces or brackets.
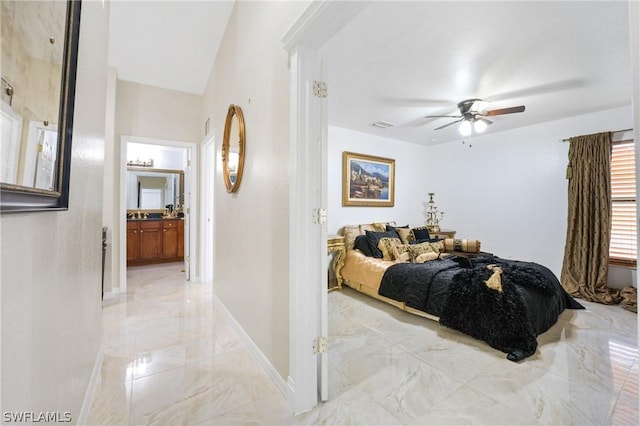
338,222,584,362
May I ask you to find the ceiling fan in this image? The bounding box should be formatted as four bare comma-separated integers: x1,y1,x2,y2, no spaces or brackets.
425,98,525,136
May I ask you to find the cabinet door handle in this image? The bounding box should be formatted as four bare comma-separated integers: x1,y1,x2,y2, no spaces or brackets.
140,230,143,233
133,231,137,234
163,229,166,232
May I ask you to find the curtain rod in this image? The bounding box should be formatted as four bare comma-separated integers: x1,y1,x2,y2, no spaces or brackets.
561,128,633,142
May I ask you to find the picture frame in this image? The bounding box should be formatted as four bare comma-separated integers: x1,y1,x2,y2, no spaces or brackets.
342,151,395,207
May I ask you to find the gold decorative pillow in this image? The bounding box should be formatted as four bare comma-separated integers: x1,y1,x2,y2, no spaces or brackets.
443,238,481,253
397,251,410,263
377,237,403,261
360,222,394,234
341,225,361,251
415,252,439,263
430,240,444,253
396,228,412,244
407,241,436,262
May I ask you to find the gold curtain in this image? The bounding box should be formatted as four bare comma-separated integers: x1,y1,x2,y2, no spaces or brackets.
561,132,621,304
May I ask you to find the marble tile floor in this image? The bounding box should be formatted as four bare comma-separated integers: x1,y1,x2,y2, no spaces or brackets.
87,262,638,425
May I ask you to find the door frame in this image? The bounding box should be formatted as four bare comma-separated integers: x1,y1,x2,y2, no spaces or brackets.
282,0,369,414
118,135,199,293
200,134,216,283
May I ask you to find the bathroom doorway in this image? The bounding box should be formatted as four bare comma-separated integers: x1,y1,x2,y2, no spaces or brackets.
119,135,199,293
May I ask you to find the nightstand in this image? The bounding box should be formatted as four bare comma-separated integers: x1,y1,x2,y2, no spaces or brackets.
431,229,456,239
327,235,346,292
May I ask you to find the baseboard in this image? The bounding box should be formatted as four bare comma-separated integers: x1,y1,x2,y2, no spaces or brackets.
211,294,289,399
76,345,104,425
102,290,114,300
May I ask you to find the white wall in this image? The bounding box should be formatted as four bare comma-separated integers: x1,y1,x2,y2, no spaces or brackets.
127,142,186,170
115,80,202,144
327,126,430,235
1,1,109,419
201,0,309,380
425,105,634,288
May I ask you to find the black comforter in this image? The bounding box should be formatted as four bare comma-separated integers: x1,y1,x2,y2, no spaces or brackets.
378,255,584,361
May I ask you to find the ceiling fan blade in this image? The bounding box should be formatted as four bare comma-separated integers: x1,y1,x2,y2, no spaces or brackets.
476,116,493,125
484,105,525,116
434,118,463,131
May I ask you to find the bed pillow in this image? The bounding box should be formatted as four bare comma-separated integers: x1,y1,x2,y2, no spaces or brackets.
354,235,375,257
430,240,445,253
377,237,411,262
365,230,400,258
443,238,481,253
414,252,440,263
386,225,411,244
407,241,443,262
360,222,391,234
341,225,361,251
410,226,431,241
377,237,401,261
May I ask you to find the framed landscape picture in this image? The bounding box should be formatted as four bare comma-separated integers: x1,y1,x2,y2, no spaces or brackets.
342,151,395,207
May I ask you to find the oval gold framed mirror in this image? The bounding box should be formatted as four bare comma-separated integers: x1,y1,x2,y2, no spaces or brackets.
222,104,245,193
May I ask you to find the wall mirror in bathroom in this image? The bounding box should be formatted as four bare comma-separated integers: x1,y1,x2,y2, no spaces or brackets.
0,0,81,212
221,104,245,193
126,167,184,211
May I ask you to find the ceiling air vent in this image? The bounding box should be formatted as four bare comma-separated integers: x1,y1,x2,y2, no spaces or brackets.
372,120,396,129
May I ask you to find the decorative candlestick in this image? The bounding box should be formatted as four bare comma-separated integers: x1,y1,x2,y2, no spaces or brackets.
425,193,444,232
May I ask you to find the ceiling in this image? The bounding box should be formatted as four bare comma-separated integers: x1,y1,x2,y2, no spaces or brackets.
108,1,234,94
107,1,632,145
325,1,632,145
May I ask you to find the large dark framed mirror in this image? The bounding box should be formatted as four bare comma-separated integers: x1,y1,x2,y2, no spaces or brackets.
221,104,246,193
0,0,82,212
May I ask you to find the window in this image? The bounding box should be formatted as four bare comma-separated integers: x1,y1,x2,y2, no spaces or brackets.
610,140,637,265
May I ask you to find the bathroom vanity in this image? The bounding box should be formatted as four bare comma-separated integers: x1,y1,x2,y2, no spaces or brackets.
127,218,184,266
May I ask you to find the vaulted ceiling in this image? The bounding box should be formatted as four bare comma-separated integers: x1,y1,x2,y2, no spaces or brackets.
108,1,234,94
107,1,632,145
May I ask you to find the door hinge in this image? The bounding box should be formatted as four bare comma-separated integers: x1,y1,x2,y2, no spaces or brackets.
186,207,190,215
313,80,327,98
313,337,328,354
312,208,327,225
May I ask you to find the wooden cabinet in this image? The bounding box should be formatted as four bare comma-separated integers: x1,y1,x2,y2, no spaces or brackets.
127,219,184,266
140,220,162,260
162,220,179,259
127,221,140,262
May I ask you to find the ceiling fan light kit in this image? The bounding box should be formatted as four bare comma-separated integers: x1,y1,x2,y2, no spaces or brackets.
459,119,472,136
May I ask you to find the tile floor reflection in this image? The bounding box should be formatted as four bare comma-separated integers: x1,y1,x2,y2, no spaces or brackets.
87,263,638,425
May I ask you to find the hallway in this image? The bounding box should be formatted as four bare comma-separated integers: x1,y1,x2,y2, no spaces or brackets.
86,263,291,424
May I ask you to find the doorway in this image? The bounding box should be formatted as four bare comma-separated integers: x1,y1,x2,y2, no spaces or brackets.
118,135,199,293
283,0,368,414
